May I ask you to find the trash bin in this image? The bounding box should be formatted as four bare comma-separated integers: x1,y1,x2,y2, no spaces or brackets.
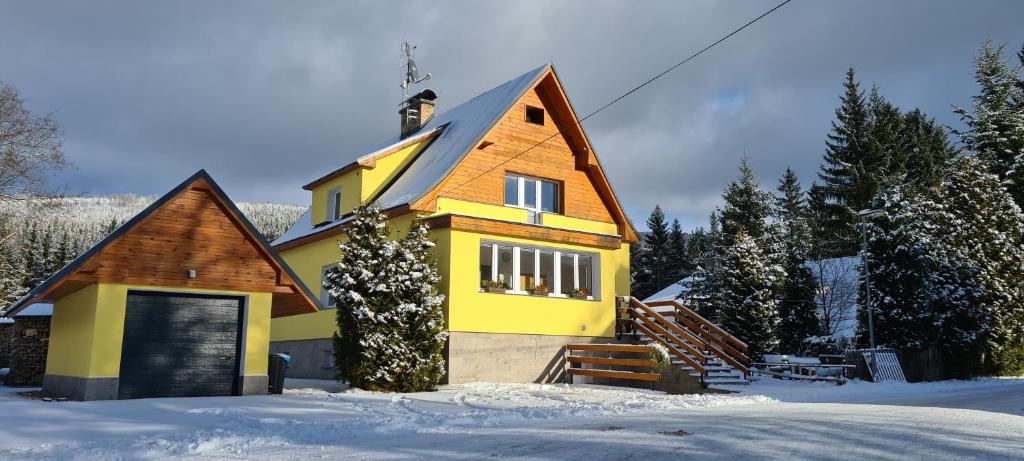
268,353,291,394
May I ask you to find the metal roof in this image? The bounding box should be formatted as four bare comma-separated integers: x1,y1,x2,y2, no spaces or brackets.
272,64,550,247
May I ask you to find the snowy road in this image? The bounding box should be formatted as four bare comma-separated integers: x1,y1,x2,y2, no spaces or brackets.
1,378,1022,460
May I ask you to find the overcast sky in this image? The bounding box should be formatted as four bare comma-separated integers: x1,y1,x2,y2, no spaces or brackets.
3,1,1023,230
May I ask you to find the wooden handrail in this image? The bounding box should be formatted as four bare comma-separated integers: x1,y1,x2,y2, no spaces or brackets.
648,299,749,351
638,297,751,377
659,309,749,369
629,298,708,354
628,312,707,376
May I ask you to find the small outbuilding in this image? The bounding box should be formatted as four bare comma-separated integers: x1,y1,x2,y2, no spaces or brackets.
2,170,319,400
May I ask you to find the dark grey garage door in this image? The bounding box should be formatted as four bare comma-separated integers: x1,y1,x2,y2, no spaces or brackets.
118,291,243,399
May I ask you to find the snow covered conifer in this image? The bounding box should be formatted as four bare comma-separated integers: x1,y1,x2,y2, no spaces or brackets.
327,205,447,392
634,205,672,299
774,169,820,353
717,232,783,361
720,158,772,246
0,243,27,308
954,40,1024,209
390,221,447,391
941,156,1024,376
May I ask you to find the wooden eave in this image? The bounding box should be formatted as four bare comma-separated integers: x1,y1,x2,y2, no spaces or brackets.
302,127,445,191
420,214,622,250
272,204,414,252
4,171,321,319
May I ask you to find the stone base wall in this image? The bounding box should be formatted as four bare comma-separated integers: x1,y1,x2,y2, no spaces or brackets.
43,374,119,401
8,316,51,387
240,374,269,395
270,339,335,380
446,331,613,384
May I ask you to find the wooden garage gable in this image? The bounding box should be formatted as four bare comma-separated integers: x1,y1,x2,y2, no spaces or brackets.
4,170,320,318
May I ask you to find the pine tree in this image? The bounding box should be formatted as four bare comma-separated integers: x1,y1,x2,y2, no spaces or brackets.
634,206,673,299
901,109,954,191
389,221,447,391
0,244,28,309
774,168,820,353
859,186,958,351
720,158,772,245
953,40,1024,209
327,205,447,392
717,232,784,361
866,87,906,182
21,224,47,290
806,182,833,259
683,212,723,322
667,219,689,279
818,68,871,256
941,156,1024,376
51,230,74,272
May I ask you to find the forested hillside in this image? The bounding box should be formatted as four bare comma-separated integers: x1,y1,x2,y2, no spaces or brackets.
0,195,305,308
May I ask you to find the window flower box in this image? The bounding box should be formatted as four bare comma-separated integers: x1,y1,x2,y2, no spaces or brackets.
481,280,510,293
529,284,550,296
567,288,591,300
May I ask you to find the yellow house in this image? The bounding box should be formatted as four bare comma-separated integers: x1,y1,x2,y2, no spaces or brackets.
270,64,640,383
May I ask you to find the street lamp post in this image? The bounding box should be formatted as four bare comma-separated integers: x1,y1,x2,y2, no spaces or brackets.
858,209,885,350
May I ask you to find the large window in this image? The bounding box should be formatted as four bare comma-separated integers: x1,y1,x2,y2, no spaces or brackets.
504,174,559,213
479,241,597,300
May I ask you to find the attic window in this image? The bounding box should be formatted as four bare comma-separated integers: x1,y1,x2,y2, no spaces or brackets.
525,106,545,125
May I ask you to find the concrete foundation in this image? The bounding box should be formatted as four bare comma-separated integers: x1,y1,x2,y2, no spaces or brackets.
43,374,119,401
270,339,334,380
240,374,269,395
446,331,612,384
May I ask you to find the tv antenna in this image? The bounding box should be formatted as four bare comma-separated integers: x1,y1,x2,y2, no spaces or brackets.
400,41,431,98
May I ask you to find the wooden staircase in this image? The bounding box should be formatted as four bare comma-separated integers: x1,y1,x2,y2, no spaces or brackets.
563,297,751,388
622,296,751,386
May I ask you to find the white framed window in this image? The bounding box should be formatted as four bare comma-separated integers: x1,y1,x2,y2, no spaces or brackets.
326,187,342,222
320,263,338,308
503,174,559,214
478,240,598,300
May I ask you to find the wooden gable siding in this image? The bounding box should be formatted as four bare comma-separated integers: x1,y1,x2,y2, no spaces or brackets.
73,186,282,294
420,84,617,225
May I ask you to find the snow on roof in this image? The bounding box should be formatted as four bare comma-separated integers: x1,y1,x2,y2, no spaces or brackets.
272,64,550,247
643,276,696,303
0,303,53,323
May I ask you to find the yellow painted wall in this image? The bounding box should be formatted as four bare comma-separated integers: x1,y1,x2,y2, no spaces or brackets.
310,173,361,225
359,141,427,202
46,283,273,378
47,284,101,377
309,140,430,225
446,230,629,337
271,212,426,342
271,210,631,341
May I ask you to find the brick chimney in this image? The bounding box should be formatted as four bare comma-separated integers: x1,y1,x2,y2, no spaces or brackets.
399,89,437,137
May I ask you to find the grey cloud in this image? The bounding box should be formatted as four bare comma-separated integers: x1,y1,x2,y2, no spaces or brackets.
2,1,1022,230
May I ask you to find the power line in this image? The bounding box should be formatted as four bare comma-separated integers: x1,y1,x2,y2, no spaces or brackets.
447,0,794,194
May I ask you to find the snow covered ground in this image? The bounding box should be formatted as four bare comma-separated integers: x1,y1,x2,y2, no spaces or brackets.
1,377,1022,460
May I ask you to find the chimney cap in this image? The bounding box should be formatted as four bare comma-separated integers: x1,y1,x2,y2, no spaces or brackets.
410,88,438,102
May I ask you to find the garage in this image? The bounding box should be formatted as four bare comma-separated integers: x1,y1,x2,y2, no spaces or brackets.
118,292,244,399
2,170,320,400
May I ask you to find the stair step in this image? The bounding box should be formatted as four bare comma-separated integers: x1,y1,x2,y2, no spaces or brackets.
705,379,750,385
